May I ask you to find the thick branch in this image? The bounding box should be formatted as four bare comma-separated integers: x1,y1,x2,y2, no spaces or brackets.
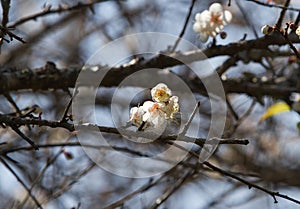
0,33,299,99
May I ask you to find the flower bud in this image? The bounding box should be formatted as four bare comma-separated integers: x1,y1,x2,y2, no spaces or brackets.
261,25,273,35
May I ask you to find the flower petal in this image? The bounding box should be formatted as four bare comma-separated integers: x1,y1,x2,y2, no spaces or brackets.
223,10,232,24
193,22,202,33
195,13,202,21
200,33,209,42
151,83,172,102
209,3,223,14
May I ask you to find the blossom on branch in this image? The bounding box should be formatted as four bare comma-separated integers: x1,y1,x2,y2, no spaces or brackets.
129,106,145,127
261,24,274,35
151,83,172,102
162,96,179,119
193,3,232,42
129,84,180,131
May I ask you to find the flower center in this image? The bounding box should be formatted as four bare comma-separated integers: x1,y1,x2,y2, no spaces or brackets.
156,89,165,97
210,13,222,24
150,103,160,112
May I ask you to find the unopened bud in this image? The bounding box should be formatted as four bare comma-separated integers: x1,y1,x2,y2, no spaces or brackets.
220,31,227,39
261,25,273,35
296,26,300,38
289,22,297,30
62,149,74,160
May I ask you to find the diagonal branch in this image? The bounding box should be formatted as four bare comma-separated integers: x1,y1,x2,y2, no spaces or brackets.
247,0,300,12
171,0,196,52
0,157,43,209
1,0,10,27
10,125,38,150
8,0,119,28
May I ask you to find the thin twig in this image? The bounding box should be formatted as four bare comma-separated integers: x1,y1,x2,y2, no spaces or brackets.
60,96,73,122
102,178,161,209
16,147,65,209
41,162,96,205
226,96,239,121
0,25,26,43
172,142,300,206
203,161,300,205
8,0,114,28
295,11,300,25
0,157,43,209
281,24,300,59
178,101,200,138
10,125,38,150
223,99,256,138
247,0,300,12
171,0,196,52
276,0,291,29
216,55,240,76
236,0,258,38
4,93,22,116
1,0,10,27
149,170,193,209
102,162,188,209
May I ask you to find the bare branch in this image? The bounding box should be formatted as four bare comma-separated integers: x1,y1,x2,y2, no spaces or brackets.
8,0,119,28
203,161,300,205
247,0,300,12
0,114,249,149
1,0,10,27
276,0,291,29
0,157,43,209
171,0,196,52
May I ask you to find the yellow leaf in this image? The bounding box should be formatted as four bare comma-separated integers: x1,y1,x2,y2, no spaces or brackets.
259,102,291,123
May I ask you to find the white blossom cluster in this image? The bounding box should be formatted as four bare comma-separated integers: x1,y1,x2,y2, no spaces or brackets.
193,3,232,42
129,83,179,131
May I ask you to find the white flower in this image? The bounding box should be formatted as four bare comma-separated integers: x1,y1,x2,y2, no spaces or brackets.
296,26,300,39
151,83,172,102
129,83,180,132
129,106,145,127
162,96,179,119
193,3,232,42
141,101,167,130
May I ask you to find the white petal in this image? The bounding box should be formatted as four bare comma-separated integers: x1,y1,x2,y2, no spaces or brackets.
215,27,221,33
129,106,145,126
209,3,222,14
193,22,202,33
200,33,209,42
142,101,154,111
201,10,211,22
169,96,178,103
195,13,202,21
142,111,151,122
129,107,138,117
223,10,232,24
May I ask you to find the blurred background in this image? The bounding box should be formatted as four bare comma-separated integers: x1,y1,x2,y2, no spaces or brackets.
1,0,300,208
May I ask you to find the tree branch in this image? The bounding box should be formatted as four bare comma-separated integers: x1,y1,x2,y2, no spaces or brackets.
8,0,118,28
